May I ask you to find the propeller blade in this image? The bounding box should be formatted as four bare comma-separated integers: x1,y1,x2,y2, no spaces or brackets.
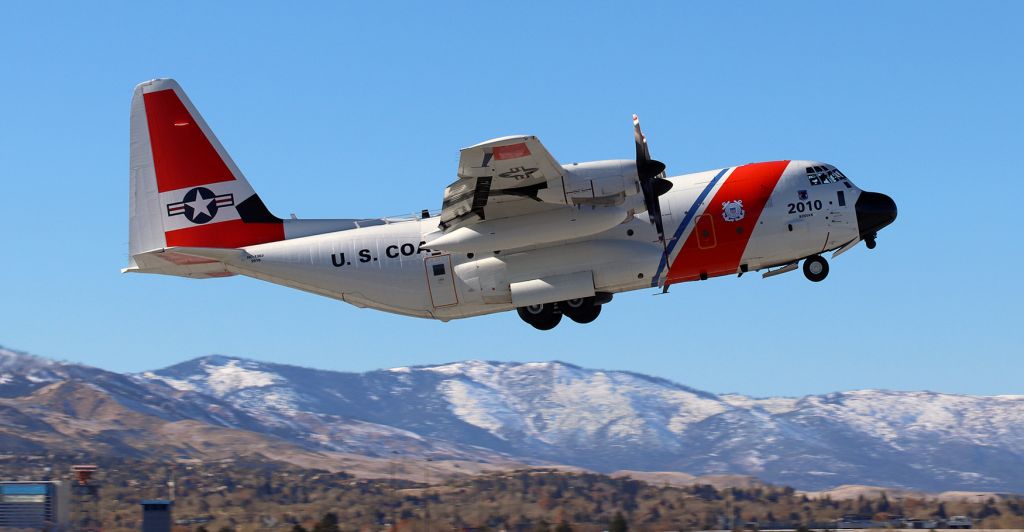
633,114,651,164
653,176,673,197
632,114,671,248
648,186,667,243
633,115,666,180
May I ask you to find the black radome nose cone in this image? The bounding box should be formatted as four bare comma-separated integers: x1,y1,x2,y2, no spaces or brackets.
855,191,897,237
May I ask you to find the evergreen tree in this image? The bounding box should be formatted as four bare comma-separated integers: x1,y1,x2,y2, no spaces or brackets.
857,494,874,515
933,502,948,519
609,511,628,532
878,492,892,513
978,503,1001,519
555,519,573,532
313,512,340,532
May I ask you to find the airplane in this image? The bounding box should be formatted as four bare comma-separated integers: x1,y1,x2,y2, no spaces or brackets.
125,79,897,329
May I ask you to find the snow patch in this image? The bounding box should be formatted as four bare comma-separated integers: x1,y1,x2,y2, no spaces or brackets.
424,362,468,376
25,373,59,384
440,379,522,437
203,359,280,395
722,394,800,414
140,371,197,392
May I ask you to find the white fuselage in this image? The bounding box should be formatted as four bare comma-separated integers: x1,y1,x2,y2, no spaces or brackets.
221,160,863,320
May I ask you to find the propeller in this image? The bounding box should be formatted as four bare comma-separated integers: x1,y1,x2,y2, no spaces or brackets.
632,114,673,249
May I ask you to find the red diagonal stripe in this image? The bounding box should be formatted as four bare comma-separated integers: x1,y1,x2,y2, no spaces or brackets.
666,161,789,283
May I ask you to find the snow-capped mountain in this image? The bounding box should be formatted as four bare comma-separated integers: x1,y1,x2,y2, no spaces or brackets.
2,346,1023,492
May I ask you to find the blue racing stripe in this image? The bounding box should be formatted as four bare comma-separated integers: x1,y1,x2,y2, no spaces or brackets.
651,167,730,287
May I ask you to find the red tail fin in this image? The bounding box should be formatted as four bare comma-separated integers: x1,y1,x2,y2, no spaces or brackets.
129,79,284,251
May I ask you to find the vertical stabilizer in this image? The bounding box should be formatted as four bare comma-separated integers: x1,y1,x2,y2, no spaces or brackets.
127,79,284,271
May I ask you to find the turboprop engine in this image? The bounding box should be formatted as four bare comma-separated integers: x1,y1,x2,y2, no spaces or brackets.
424,160,648,254
561,160,643,209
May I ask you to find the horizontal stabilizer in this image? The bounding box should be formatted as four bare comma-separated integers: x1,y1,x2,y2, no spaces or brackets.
166,246,245,263
123,247,244,278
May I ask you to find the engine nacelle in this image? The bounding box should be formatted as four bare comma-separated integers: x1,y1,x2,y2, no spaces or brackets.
424,205,628,253
453,239,662,306
561,160,641,206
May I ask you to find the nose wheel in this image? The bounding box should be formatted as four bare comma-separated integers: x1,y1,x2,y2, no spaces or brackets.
803,255,829,282
864,233,877,249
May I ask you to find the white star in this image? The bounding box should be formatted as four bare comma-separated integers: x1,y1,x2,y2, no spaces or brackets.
187,193,214,219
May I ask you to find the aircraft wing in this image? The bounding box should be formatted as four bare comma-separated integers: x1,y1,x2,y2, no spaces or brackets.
440,136,568,230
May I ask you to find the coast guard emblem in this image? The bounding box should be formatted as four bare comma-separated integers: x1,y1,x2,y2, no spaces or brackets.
722,200,745,222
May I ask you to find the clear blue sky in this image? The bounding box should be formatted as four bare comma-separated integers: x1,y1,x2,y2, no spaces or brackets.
1,2,1020,397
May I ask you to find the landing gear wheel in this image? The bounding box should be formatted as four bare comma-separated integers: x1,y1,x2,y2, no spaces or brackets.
562,298,602,324
865,233,877,249
803,255,829,282
517,303,562,330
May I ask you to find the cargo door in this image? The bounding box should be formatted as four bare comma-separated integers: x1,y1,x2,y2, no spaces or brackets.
424,255,458,307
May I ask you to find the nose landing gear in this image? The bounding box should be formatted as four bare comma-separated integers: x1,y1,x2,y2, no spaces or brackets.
864,233,877,250
803,255,829,282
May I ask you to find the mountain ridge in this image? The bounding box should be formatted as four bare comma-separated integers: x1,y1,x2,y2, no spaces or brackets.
2,345,1022,493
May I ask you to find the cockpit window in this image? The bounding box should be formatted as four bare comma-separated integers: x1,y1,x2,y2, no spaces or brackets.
805,166,848,186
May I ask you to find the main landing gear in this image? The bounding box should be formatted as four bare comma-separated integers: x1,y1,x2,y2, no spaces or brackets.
517,304,562,330
803,255,829,282
516,295,611,330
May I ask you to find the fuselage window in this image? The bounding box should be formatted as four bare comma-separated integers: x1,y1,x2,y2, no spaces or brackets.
432,263,446,276
806,166,849,187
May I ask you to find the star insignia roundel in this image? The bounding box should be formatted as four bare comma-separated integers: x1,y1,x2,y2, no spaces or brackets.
166,187,235,224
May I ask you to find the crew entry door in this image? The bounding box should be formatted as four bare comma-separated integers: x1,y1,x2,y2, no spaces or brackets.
826,189,854,248
695,214,717,249
424,255,458,307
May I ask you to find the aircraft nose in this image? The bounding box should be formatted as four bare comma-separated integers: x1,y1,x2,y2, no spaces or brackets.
855,191,897,238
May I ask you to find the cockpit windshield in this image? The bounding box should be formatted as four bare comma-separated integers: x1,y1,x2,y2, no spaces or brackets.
805,165,853,188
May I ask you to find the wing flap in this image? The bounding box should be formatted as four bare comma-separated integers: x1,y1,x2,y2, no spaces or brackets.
441,136,567,230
